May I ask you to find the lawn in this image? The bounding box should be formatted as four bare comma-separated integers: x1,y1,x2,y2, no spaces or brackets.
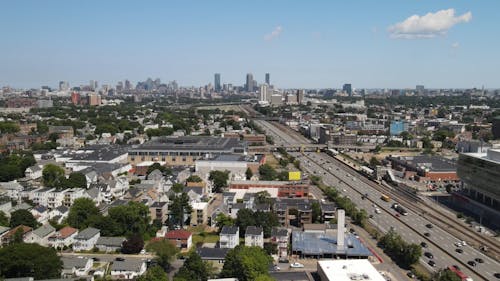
193,232,220,245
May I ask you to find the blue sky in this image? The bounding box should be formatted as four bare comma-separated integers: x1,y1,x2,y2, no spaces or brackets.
1,0,499,89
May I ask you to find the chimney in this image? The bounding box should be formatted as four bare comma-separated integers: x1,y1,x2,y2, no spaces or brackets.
337,209,345,251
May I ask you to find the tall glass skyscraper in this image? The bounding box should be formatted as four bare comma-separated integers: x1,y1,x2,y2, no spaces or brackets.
214,73,221,92
246,73,254,92
265,73,270,85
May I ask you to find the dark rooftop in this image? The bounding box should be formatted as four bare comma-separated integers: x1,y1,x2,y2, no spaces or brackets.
130,136,246,153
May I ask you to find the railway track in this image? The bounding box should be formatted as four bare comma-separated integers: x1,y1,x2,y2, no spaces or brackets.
301,152,491,281
324,155,500,262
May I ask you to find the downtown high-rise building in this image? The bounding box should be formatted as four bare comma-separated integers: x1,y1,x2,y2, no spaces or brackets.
260,84,269,102
214,73,221,92
265,73,270,85
342,83,352,96
246,73,254,92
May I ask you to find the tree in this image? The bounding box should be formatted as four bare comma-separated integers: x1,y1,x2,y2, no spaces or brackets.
174,251,211,281
0,211,9,226
0,243,62,279
255,191,272,205
245,168,253,180
215,213,235,231
220,245,272,281
369,157,381,167
122,234,144,254
209,170,230,193
9,209,38,228
258,164,277,181
169,193,192,228
42,164,65,188
65,172,87,189
433,269,461,281
172,183,185,193
146,239,179,270
67,198,101,229
235,209,256,238
186,175,202,183
108,202,150,236
311,201,322,223
138,266,169,281
147,163,172,177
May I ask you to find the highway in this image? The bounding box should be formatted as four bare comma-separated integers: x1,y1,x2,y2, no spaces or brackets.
257,120,499,281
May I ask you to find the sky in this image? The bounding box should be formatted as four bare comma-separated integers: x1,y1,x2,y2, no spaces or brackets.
1,0,499,89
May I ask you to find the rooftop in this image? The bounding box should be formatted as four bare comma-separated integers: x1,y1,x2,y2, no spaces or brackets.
111,260,145,272
130,136,246,152
245,226,263,236
317,259,385,281
61,256,90,270
292,231,372,257
75,227,100,240
166,229,192,240
220,226,239,235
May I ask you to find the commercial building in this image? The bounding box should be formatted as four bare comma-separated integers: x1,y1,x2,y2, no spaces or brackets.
388,155,458,183
389,121,408,136
229,180,309,198
195,154,265,181
317,259,385,281
128,136,247,166
246,73,254,92
457,149,500,211
265,73,270,85
214,73,221,92
342,84,352,95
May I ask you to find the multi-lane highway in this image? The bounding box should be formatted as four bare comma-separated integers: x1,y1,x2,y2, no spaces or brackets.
257,120,500,281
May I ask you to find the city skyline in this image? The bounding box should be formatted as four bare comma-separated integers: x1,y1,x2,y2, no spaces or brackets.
1,0,499,89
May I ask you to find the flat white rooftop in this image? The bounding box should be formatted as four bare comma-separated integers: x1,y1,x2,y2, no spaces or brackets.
317,259,385,281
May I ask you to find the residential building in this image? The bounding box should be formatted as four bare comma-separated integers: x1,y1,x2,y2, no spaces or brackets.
25,165,43,180
271,227,289,259
1,225,32,245
149,201,168,223
110,260,147,280
48,226,78,249
24,224,55,246
191,202,208,226
165,229,193,251
219,226,239,248
95,236,125,252
245,226,264,248
61,257,93,278
73,227,100,251
197,247,231,264
274,198,313,227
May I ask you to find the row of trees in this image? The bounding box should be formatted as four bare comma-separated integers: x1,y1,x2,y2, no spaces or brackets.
379,229,422,268
0,152,36,182
323,185,368,226
0,242,62,279
215,208,280,239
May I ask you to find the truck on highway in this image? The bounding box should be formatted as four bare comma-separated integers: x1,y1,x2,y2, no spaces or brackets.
392,203,408,216
380,194,390,202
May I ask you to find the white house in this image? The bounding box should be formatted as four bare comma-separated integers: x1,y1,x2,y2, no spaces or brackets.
73,227,100,251
61,256,93,277
31,205,50,224
110,260,147,280
0,180,24,202
48,226,79,249
25,165,43,180
219,226,239,249
95,236,125,252
24,224,56,246
48,205,70,224
245,226,264,248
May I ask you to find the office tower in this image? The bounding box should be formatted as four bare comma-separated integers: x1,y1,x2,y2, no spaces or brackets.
90,80,98,91
59,81,69,91
265,73,270,85
260,84,268,102
342,83,352,95
246,73,254,92
214,73,221,92
416,85,425,92
124,80,132,90
297,89,304,104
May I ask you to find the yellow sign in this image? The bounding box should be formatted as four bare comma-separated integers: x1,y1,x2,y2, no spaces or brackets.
289,171,301,181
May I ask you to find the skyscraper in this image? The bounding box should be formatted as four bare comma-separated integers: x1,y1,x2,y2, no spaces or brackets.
246,73,254,92
342,84,352,95
265,73,270,85
260,84,268,102
214,73,221,92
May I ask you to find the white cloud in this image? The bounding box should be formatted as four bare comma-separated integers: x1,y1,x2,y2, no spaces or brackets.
264,26,283,41
451,42,460,48
388,9,472,39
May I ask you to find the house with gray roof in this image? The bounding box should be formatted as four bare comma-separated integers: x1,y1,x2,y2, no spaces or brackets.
110,259,146,280
220,226,239,249
73,227,100,251
24,224,55,246
95,236,125,252
245,226,263,248
61,256,93,277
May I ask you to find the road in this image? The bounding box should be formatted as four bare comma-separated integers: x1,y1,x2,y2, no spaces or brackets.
296,151,498,281
256,119,499,281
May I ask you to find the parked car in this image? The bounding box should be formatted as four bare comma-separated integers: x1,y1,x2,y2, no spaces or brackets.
475,258,484,263
425,224,433,228
456,248,463,254
290,262,305,268
420,242,428,248
468,260,477,267
424,252,434,259
424,232,431,237
428,260,436,267
115,257,125,261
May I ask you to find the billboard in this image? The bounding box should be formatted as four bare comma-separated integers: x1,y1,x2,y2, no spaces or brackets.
288,171,301,181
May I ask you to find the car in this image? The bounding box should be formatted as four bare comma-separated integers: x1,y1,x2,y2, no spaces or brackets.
456,248,463,254
424,232,431,237
420,242,428,248
278,258,289,263
407,271,416,278
290,262,305,268
455,242,462,247
115,257,125,261
424,252,434,259
461,240,467,246
428,260,436,267
494,273,500,279
140,249,146,254
467,260,477,267
475,258,484,263
425,224,433,228
273,265,281,271
375,208,381,214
